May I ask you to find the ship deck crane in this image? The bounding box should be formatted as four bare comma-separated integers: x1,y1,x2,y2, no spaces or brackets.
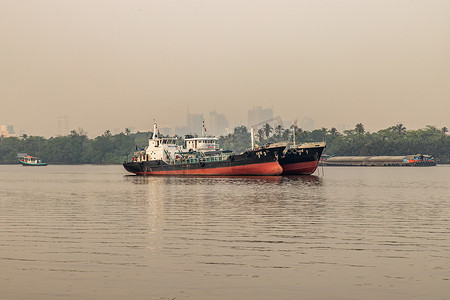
249,116,283,150
249,116,283,130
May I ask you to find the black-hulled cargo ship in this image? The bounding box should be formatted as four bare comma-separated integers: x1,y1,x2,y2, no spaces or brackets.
123,123,284,176
279,142,326,175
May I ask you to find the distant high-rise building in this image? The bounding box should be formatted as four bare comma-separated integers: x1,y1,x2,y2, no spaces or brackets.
247,106,273,127
159,127,172,136
57,116,70,136
0,125,15,137
175,126,189,137
187,113,204,135
207,111,229,136
301,117,315,131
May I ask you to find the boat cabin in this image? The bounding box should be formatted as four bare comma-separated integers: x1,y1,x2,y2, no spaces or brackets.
21,155,42,164
403,154,435,164
184,135,219,152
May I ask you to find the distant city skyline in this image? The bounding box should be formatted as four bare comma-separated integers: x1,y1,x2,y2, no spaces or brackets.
7,107,321,138
2,105,447,138
1,1,449,137
0,124,16,138
4,104,446,139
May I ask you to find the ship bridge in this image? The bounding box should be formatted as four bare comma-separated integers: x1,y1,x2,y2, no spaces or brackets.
184,136,219,152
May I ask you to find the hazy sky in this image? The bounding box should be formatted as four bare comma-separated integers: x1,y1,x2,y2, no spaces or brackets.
1,0,449,137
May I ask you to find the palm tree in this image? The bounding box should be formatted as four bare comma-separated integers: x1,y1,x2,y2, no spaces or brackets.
355,123,365,135
233,126,248,135
257,128,265,141
282,129,291,141
274,124,284,138
391,123,406,135
263,123,273,138
442,127,448,136
328,127,339,136
77,127,88,136
125,128,131,136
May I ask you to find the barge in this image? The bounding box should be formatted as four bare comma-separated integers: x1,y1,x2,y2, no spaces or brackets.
320,154,436,166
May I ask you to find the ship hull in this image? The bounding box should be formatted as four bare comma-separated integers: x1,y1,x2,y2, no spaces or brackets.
279,145,325,175
19,161,47,166
123,146,284,176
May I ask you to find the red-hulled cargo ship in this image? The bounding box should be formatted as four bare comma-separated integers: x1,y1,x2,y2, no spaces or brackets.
279,142,326,175
123,123,284,176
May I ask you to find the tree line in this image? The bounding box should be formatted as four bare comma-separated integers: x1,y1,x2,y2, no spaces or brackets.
0,124,448,164
0,130,147,164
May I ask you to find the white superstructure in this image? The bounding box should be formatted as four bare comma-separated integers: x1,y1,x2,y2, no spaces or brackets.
133,123,179,163
132,122,222,163
146,122,180,162
184,136,219,152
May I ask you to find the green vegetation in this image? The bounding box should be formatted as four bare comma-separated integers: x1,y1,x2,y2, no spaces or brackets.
0,124,449,164
0,130,149,165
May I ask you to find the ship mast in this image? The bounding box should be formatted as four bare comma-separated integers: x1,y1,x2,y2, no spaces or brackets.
153,122,158,140
202,120,207,137
251,127,255,150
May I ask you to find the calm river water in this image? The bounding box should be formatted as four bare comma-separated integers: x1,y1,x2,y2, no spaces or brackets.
0,165,449,300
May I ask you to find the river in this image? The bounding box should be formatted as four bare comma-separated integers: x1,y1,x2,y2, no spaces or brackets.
0,165,449,299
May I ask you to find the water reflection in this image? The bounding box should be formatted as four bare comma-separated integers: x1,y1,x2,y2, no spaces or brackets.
1,165,449,300
124,174,284,185
123,173,331,279
124,174,323,187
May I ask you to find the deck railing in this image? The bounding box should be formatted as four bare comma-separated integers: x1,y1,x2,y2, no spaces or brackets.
170,153,230,165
